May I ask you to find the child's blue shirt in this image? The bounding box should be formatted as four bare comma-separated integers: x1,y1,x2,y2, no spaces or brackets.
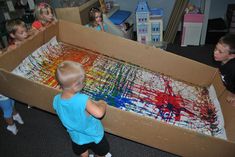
85,23,108,32
53,93,104,145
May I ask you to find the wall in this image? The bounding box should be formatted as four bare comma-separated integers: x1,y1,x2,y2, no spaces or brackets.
115,0,235,29
209,0,234,19
36,0,235,29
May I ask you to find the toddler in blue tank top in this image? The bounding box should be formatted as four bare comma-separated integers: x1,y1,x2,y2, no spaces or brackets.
53,61,110,157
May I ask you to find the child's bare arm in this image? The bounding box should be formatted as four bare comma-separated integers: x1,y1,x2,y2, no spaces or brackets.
86,99,106,118
98,22,105,31
28,28,39,37
0,48,7,55
7,44,17,51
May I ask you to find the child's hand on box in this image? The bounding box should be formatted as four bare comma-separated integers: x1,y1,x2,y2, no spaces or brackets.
28,29,38,37
226,92,235,106
52,18,58,25
7,44,17,51
96,100,106,105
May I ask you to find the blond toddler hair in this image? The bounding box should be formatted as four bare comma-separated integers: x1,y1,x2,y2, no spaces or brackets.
56,61,85,90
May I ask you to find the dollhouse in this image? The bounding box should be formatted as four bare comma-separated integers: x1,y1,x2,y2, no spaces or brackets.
136,1,163,44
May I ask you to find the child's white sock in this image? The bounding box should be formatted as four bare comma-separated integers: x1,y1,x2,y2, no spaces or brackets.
105,152,112,157
7,124,18,135
13,113,24,124
89,152,111,157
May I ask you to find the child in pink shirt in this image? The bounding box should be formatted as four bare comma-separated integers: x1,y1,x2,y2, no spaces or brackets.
32,2,57,31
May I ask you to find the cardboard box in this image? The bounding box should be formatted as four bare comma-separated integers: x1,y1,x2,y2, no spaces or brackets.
55,0,100,25
0,20,235,157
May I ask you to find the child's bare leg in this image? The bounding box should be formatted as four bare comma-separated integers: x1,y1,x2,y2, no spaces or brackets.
12,107,17,115
5,117,14,125
80,150,89,157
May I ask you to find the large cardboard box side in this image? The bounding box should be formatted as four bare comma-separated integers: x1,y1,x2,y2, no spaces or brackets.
0,21,235,157
55,0,100,25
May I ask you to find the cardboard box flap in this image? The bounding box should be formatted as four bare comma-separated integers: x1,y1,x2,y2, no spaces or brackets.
0,69,57,112
212,70,226,97
44,22,59,43
55,0,100,25
210,70,235,141
218,90,235,141
103,105,235,157
0,31,44,71
56,7,83,24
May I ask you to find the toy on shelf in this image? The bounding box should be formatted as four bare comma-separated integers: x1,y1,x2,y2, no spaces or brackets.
185,3,201,14
103,2,134,39
135,0,163,44
181,3,204,46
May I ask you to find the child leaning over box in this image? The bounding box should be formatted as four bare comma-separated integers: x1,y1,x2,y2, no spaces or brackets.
214,34,235,106
86,7,108,32
5,19,28,51
53,61,111,157
32,2,57,31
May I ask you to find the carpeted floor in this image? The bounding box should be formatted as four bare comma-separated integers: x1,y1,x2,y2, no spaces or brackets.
0,102,179,157
0,44,217,157
166,44,218,67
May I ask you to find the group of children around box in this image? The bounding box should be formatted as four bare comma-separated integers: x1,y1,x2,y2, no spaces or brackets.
0,2,235,157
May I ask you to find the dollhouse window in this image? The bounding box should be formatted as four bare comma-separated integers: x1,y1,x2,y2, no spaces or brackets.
152,23,160,32
139,24,147,34
152,35,160,42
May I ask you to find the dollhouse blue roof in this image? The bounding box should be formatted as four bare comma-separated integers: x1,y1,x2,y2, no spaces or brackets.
109,10,131,25
136,1,150,13
150,8,163,16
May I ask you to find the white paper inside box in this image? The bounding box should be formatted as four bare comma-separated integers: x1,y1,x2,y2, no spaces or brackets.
0,20,235,157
